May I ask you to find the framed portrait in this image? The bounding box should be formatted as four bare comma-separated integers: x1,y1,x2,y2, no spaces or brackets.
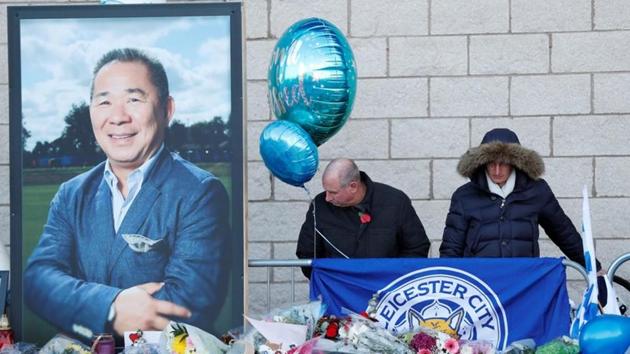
8,3,243,344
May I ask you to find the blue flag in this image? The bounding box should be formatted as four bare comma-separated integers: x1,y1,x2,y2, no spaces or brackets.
310,257,570,350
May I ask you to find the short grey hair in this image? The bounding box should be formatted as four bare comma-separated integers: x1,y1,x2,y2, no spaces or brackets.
324,158,360,187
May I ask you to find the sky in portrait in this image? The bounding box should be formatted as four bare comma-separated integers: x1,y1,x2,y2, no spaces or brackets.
20,15,232,150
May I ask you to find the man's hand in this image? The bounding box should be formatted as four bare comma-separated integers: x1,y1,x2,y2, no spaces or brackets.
112,282,191,335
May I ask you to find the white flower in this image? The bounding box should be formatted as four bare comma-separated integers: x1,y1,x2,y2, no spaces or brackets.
459,345,473,354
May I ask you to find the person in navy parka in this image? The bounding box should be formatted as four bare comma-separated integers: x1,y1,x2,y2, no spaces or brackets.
440,128,594,268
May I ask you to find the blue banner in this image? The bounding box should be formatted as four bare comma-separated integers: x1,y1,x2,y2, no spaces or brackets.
310,258,570,350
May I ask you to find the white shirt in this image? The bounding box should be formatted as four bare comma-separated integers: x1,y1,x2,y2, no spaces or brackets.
103,145,164,232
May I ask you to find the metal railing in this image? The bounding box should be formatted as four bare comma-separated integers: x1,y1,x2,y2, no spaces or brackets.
248,258,600,312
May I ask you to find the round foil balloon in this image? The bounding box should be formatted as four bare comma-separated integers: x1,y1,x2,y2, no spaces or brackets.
268,17,357,146
579,315,630,354
259,120,319,187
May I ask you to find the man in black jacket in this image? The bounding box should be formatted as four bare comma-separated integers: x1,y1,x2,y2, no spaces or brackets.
296,158,431,278
440,128,599,270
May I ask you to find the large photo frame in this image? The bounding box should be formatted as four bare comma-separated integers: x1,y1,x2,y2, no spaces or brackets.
8,3,243,344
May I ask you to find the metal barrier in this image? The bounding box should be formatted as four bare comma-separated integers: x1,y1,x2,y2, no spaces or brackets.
608,252,630,281
248,258,591,313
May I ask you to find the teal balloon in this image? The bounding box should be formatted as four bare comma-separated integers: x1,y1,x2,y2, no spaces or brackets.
579,315,630,354
259,120,319,187
268,17,357,146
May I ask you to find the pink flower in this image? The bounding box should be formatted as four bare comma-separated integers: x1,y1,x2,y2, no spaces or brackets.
417,349,432,354
444,338,460,354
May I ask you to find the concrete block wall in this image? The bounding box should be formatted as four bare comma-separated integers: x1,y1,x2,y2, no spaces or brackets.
0,0,628,316
244,0,630,313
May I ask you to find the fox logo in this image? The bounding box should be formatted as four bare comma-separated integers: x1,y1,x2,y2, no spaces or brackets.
372,267,508,349
407,301,464,337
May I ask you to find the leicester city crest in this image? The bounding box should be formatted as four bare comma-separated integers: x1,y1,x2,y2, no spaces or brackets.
368,267,509,349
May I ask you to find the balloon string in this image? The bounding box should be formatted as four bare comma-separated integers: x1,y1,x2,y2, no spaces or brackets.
303,185,316,259
302,185,349,259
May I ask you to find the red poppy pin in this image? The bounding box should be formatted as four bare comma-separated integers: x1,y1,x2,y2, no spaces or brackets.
358,212,371,224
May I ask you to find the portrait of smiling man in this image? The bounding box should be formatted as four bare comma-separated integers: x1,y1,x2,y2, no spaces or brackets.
23,48,231,342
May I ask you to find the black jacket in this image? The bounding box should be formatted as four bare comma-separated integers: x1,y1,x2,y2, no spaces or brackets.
296,172,430,277
440,128,592,268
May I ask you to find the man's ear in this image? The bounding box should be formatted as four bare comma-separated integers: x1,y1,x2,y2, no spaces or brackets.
165,96,175,123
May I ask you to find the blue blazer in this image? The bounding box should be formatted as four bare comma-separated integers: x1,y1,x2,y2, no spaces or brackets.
24,149,231,339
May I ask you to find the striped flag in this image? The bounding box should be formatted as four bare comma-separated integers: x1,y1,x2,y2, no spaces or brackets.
569,186,601,338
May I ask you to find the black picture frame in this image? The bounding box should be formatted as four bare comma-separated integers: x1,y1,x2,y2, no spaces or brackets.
8,3,244,343
0,271,8,318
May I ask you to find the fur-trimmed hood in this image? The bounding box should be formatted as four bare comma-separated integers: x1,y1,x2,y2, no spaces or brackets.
457,128,544,180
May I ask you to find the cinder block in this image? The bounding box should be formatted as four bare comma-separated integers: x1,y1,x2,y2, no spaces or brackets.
0,125,7,164
470,34,548,74
318,119,389,159
471,116,551,156
511,0,591,32
0,6,6,45
245,0,268,39
247,283,269,315
412,199,451,241
247,81,271,121
273,241,299,259
511,75,590,115
431,0,509,34
566,280,590,307
0,166,8,205
538,240,583,281
431,77,508,117
246,40,276,80
390,36,467,76
432,159,468,200
247,282,309,315
552,32,630,73
594,73,630,114
553,115,630,156
595,157,630,197
270,0,347,37
359,159,431,200
247,121,267,161
352,78,428,118
351,0,428,36
248,161,272,201
247,242,272,283
274,164,325,201
594,0,630,30
0,44,6,85
543,158,593,198
595,239,630,281
0,86,7,124
568,198,630,238
348,38,387,78
392,119,469,158
248,201,309,242
272,242,301,282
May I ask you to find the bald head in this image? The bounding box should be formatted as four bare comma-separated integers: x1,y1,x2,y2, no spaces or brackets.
323,158,360,188
322,159,365,207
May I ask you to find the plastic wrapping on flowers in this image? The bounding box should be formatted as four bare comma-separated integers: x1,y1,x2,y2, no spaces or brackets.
38,335,91,354
533,336,579,354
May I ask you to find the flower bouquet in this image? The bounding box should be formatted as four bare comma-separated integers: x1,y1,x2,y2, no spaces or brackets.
39,335,90,354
